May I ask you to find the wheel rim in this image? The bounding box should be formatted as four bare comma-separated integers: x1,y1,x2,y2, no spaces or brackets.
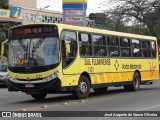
79,81,88,94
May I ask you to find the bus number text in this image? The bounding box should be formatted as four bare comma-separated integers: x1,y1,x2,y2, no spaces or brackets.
36,74,42,78
88,67,94,73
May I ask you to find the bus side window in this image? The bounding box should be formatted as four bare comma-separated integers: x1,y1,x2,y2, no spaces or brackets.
131,39,142,57
120,37,131,57
151,41,156,58
142,40,151,58
79,33,92,56
93,34,107,56
107,36,120,57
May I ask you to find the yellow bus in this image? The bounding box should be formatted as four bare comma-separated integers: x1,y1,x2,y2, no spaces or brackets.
7,24,159,100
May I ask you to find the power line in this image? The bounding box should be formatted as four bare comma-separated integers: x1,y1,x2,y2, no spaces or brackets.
44,0,105,12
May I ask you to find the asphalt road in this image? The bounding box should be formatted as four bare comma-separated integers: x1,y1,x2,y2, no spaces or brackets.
0,80,160,120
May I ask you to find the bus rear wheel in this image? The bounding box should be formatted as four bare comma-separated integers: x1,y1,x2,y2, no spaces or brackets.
73,75,90,99
124,72,140,91
31,93,47,100
93,87,108,93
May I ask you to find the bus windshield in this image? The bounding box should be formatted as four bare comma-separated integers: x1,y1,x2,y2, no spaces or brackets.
9,37,59,67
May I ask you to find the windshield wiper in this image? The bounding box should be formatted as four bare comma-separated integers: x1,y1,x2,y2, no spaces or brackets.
30,37,46,65
18,39,28,51
18,39,29,60
32,37,46,52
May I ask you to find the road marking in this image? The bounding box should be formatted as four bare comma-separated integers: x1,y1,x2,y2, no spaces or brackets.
61,103,68,105
19,109,27,111
40,105,48,108
78,100,85,102
135,104,160,111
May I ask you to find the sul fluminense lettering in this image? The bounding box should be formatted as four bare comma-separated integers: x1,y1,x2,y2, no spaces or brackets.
84,58,111,66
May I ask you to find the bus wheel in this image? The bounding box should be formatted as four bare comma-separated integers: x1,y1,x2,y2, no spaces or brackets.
73,76,90,99
31,93,47,100
93,87,108,93
124,72,140,91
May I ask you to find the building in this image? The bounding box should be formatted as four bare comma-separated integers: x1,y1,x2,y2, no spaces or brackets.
9,0,62,25
8,0,94,26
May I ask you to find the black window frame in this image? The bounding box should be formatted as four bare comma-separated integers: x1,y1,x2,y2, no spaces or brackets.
92,34,107,57
77,30,157,60
120,37,131,58
107,36,120,57
131,38,142,58
150,40,157,58
79,32,92,57
60,29,78,68
141,40,151,58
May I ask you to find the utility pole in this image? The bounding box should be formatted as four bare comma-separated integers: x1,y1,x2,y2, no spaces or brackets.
34,5,49,23
82,0,85,26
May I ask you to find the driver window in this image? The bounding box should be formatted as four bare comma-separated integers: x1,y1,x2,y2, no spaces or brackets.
61,30,77,68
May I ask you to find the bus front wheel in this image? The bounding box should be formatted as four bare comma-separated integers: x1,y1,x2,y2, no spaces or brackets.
124,72,140,91
31,93,47,100
73,75,90,99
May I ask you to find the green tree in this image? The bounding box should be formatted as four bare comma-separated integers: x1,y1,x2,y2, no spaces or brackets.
0,0,21,56
0,0,8,9
100,0,160,38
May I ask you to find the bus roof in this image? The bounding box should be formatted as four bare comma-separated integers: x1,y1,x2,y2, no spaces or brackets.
11,23,157,40
56,24,157,40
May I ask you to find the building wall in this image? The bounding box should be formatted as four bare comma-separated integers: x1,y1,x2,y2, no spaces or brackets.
22,8,63,25
8,0,94,27
9,0,37,8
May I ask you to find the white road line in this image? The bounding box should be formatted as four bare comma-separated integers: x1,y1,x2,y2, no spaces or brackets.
135,104,160,111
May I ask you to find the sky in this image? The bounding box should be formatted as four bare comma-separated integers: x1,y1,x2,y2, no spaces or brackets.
37,0,106,15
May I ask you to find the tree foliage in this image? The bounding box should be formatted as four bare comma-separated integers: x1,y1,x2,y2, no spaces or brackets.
0,0,8,9
0,0,21,55
100,0,160,38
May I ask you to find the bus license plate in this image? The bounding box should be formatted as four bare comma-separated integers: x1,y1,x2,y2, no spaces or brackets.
25,84,34,88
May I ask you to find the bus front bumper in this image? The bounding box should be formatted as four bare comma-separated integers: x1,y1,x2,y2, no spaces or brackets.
7,77,62,93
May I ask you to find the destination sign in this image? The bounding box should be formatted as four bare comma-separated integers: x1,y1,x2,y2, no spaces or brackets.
10,26,57,36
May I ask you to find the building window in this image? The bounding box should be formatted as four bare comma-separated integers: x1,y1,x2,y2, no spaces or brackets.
30,14,35,21
24,13,29,20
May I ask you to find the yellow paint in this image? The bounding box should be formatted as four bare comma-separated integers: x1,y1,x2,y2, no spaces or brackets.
0,9,10,18
0,9,23,20
1,39,8,59
8,68,59,79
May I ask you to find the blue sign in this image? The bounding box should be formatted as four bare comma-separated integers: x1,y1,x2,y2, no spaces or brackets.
10,7,21,18
63,4,87,9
